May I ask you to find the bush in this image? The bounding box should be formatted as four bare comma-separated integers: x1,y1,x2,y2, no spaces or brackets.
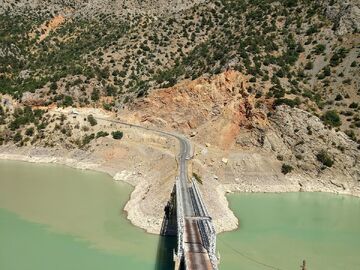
96,131,109,138
13,132,23,143
274,97,301,108
25,127,34,136
87,114,97,126
321,110,341,127
305,61,313,70
82,133,95,146
313,44,326,55
112,131,123,140
316,150,334,167
91,88,100,101
335,94,343,101
281,164,293,175
63,95,73,107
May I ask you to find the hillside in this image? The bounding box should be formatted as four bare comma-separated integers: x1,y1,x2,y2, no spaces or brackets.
0,0,359,175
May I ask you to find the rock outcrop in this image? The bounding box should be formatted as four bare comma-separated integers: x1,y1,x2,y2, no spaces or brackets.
124,71,360,187
126,70,267,149
323,0,360,35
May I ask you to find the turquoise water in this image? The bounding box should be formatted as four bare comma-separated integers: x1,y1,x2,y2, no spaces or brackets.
0,160,174,270
218,192,360,270
1,160,360,270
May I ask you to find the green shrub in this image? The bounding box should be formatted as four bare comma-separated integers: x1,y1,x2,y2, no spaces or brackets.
91,89,100,101
281,164,293,175
274,97,301,108
112,131,123,140
321,110,341,127
335,94,343,101
25,127,34,136
103,103,112,111
82,133,95,146
305,61,313,70
63,95,73,107
13,132,23,143
96,131,109,138
316,150,334,167
87,114,97,126
313,44,326,55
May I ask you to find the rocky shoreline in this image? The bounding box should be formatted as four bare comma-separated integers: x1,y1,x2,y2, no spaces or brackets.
1,143,359,235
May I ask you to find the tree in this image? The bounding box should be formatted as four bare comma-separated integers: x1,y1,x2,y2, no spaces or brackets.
87,114,97,126
91,88,100,101
112,131,123,140
63,95,73,107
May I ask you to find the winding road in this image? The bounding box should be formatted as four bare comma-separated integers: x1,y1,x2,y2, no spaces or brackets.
94,116,215,270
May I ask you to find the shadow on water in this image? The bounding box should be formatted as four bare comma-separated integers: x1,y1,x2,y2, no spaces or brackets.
154,235,176,270
154,185,177,270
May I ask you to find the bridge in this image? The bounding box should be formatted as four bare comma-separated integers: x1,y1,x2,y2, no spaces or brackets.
92,116,218,270
173,137,218,270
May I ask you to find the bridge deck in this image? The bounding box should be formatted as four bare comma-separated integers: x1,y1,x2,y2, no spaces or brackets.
184,219,213,270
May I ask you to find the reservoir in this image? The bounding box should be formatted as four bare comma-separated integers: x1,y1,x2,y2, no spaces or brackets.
1,160,359,269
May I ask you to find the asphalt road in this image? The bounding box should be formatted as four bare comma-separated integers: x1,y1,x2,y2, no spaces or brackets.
94,116,194,216
93,116,213,269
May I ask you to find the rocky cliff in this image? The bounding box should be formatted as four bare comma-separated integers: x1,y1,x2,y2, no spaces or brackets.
124,70,360,189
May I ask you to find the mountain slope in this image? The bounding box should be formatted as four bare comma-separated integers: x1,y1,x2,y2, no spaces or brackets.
0,0,359,150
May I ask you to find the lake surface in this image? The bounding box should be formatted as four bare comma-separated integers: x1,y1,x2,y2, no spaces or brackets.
218,192,360,270
1,160,359,270
0,160,174,270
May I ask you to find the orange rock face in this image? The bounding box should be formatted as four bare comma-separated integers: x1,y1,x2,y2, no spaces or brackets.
124,70,268,150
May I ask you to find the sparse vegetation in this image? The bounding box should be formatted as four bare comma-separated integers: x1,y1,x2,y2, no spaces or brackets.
281,164,293,175
111,131,123,140
87,115,97,126
0,0,358,153
96,131,109,138
316,150,334,167
321,110,341,127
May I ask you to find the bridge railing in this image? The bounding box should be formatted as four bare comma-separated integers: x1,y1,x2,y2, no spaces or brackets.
190,180,218,270
175,177,185,260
